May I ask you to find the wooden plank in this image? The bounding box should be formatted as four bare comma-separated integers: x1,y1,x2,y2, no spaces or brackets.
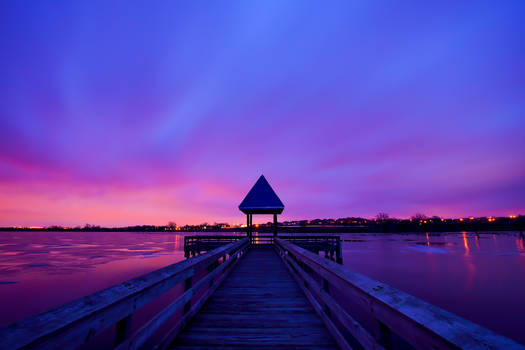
155,246,246,350
180,327,334,337
279,246,382,350
195,307,320,316
171,246,336,349
175,328,334,346
116,241,246,350
297,281,352,350
174,346,333,350
0,238,249,350
114,315,132,347
275,238,525,350
188,316,325,329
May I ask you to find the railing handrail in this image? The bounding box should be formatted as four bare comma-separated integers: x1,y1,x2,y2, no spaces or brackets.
184,235,245,240
253,233,339,239
275,238,524,350
0,238,249,350
279,235,339,240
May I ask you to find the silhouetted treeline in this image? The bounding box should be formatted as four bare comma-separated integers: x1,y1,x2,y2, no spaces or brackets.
276,215,525,233
1,215,524,233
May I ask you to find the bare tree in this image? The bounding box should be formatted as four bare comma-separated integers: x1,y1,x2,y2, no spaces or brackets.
376,212,389,221
167,221,177,230
411,213,427,220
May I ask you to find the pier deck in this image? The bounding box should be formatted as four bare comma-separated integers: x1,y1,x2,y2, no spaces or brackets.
172,246,335,349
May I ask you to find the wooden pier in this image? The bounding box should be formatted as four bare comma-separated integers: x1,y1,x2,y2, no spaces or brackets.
1,237,524,350
174,245,336,349
185,234,342,263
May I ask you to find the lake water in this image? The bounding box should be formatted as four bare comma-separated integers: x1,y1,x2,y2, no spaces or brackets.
0,231,524,345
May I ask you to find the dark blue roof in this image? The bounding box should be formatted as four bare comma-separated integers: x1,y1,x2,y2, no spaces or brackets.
239,175,284,214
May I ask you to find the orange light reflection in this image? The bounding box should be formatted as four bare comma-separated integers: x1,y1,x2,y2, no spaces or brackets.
462,232,470,256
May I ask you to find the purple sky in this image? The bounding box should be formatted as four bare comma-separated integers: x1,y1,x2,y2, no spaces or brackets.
1,2,524,226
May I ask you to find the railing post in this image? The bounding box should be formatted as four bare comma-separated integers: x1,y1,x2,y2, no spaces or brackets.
184,276,192,314
336,238,343,264
114,314,132,347
322,278,331,318
207,258,220,288
377,320,392,349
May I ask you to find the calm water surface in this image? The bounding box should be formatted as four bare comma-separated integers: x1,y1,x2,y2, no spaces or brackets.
0,231,524,344
0,231,187,328
340,232,525,344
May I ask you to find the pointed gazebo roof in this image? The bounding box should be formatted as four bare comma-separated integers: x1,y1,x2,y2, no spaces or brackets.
239,175,284,214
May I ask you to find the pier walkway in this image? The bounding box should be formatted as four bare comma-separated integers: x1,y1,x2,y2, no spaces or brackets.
172,246,335,349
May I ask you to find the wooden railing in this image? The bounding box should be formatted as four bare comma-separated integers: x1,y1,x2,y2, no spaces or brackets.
0,238,249,350
184,235,245,257
281,235,342,263
274,238,524,350
250,232,275,245
184,234,342,263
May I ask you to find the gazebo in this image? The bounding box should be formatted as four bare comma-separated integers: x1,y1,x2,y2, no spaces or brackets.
239,175,284,237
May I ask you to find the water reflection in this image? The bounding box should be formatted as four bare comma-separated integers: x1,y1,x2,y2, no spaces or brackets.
340,232,525,344
462,232,470,256
492,234,499,250
517,233,524,251
0,232,187,276
0,231,187,327
1,231,525,345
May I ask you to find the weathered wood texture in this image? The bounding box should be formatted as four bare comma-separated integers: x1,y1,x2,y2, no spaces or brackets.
171,246,337,349
0,238,249,350
275,238,525,350
184,235,245,257
185,234,342,263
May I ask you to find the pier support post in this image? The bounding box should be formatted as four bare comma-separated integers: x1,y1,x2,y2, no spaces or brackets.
336,238,343,264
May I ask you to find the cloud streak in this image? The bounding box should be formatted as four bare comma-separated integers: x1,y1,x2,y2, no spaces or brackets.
1,1,524,226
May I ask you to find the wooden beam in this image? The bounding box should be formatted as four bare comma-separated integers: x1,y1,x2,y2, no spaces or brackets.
154,248,247,350
275,244,381,350
114,315,132,347
0,239,249,350
246,214,250,238
275,238,524,350
114,243,248,350
273,214,278,237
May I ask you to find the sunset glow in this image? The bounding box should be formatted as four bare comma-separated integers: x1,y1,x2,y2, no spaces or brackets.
1,2,524,226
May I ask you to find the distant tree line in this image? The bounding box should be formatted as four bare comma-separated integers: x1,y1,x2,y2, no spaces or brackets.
1,215,523,233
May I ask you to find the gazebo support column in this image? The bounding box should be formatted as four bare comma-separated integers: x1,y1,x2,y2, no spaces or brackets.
273,214,278,237
246,214,250,238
